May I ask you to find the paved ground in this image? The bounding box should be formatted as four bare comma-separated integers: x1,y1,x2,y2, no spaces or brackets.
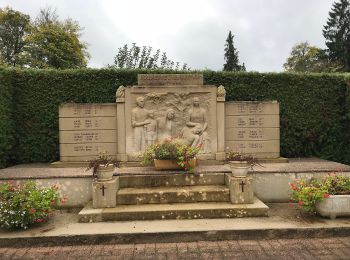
1,237,350,259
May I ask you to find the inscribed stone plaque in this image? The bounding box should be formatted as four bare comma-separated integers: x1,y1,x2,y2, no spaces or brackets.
59,103,117,162
225,101,280,159
138,74,203,85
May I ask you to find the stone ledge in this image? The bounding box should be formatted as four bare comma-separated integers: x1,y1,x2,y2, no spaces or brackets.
1,158,349,180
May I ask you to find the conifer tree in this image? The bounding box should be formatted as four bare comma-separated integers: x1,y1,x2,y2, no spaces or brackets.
323,0,350,71
223,31,245,71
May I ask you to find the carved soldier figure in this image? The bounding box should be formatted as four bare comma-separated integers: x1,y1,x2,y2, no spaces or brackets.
186,97,210,153
131,96,149,151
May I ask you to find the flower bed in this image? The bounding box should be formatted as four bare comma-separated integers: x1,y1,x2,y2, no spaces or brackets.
0,181,64,229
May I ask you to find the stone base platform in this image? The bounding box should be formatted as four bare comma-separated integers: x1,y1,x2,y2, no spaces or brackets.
1,158,349,207
78,197,269,223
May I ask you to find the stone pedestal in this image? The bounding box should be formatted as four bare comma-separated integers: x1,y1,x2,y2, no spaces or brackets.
226,175,254,204
92,178,119,208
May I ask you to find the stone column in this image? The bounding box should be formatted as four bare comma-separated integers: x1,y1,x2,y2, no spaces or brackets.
92,177,119,208
116,86,127,161
226,174,254,204
216,85,226,161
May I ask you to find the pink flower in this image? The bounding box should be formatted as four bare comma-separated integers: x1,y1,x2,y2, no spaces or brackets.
35,218,44,223
323,194,330,198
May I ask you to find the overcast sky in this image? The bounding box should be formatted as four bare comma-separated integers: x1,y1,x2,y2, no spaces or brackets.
1,0,336,71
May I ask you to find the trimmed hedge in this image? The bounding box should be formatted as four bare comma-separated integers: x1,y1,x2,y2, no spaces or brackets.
0,68,349,168
0,69,15,168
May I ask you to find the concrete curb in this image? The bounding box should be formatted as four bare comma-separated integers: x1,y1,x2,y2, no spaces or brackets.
1,227,350,247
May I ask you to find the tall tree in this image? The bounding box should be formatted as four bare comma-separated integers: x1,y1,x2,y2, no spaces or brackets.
25,7,89,69
223,31,245,71
283,42,342,72
323,0,350,72
0,7,31,67
112,43,189,70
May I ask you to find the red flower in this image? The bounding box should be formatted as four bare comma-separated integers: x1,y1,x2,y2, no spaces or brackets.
289,183,297,191
61,197,67,204
298,201,304,206
29,208,36,214
323,194,331,198
35,218,44,223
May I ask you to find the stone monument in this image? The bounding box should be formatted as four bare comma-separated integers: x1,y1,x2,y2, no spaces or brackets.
58,74,281,163
117,74,225,161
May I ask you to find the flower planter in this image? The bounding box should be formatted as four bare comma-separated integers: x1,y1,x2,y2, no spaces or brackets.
95,164,115,181
154,158,197,171
316,195,350,219
228,161,250,177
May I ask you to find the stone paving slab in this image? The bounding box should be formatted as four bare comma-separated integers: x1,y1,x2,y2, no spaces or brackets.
1,237,350,259
1,158,349,180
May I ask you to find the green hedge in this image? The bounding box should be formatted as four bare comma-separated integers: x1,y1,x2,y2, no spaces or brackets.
0,69,15,168
0,68,349,168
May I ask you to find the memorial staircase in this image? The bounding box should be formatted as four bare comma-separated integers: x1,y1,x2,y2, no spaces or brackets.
78,172,269,222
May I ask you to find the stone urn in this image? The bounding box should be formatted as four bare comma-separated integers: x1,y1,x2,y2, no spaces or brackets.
316,195,350,219
154,158,197,171
95,164,115,181
228,161,250,177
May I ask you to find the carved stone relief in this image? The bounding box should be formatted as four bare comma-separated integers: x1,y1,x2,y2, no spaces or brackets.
130,93,212,154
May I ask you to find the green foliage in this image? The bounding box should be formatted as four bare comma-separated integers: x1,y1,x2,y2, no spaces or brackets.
0,68,349,168
290,174,350,214
24,7,89,69
223,31,245,71
323,0,350,72
0,7,89,69
0,69,14,168
111,43,189,70
141,138,200,171
0,7,31,67
283,42,342,72
0,181,63,229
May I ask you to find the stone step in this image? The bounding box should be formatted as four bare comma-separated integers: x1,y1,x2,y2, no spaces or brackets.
116,185,230,205
78,197,269,222
118,173,225,188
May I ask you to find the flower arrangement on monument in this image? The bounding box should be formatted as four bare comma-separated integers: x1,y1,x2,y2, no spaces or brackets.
140,138,201,172
0,181,65,230
225,149,261,177
86,151,120,181
289,173,350,214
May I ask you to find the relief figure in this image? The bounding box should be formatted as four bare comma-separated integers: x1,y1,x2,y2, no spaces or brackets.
144,110,157,146
157,108,175,141
186,97,210,153
131,96,149,151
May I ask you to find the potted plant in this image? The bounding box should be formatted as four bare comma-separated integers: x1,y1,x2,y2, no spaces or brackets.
225,150,260,177
141,138,200,172
290,173,350,218
86,152,120,181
